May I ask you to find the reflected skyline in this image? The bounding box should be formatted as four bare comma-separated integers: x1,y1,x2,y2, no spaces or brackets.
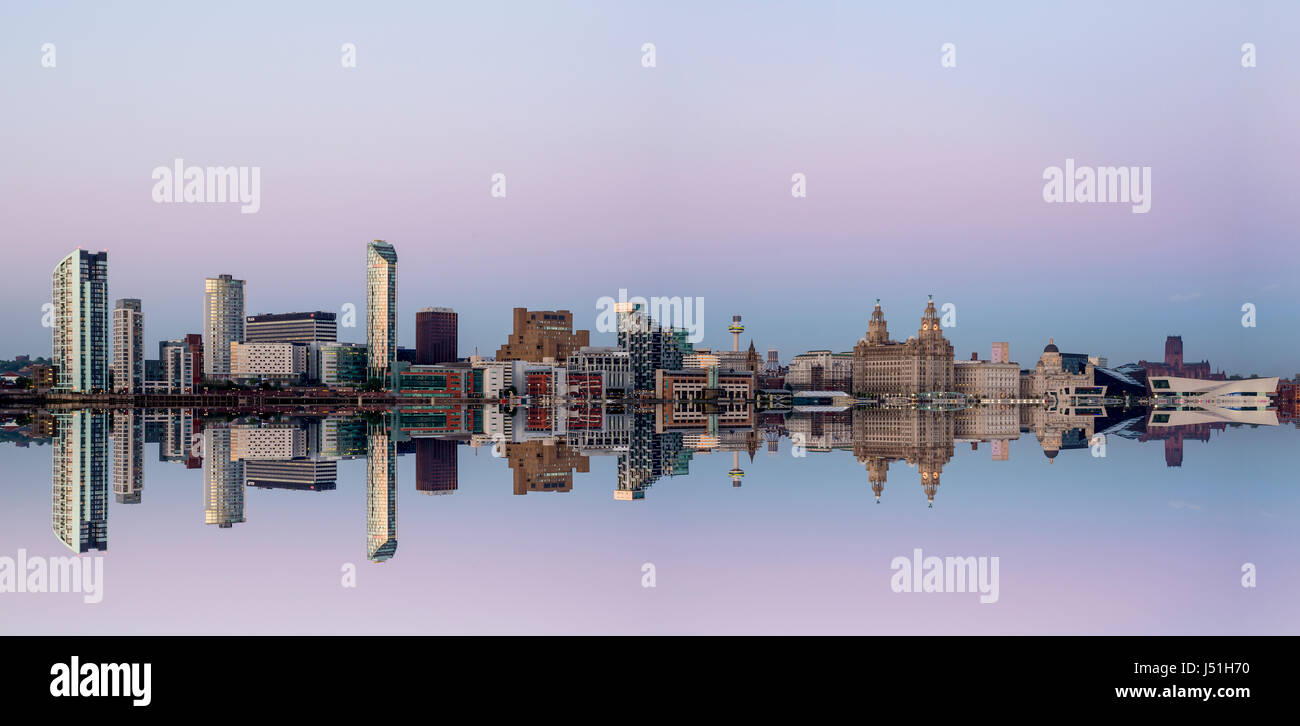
14,398,1292,565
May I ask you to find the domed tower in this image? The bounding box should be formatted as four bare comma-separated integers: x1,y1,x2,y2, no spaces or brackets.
865,299,889,345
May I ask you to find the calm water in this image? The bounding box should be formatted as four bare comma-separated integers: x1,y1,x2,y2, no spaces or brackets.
1,404,1296,635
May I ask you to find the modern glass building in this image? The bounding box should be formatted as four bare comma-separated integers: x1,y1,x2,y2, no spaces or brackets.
52,249,109,392
366,241,398,382
203,274,245,378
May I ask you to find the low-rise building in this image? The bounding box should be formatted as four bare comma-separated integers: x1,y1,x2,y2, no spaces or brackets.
229,341,307,383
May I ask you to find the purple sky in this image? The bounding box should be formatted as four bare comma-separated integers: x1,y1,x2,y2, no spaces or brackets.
2,1,1297,374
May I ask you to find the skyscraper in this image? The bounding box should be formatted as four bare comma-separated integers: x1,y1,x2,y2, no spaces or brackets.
366,240,398,381
203,274,245,378
52,249,109,392
415,307,458,365
112,298,144,393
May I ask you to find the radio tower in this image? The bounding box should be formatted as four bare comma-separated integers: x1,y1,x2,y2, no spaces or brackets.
728,314,744,352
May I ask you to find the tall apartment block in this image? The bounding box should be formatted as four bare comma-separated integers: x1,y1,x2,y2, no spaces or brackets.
415,307,458,365
245,311,337,343
203,274,245,378
366,241,398,381
496,308,590,362
52,249,110,392
112,298,144,393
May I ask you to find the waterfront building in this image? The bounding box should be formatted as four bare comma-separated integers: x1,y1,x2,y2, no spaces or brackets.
851,298,955,396
497,307,590,363
415,307,458,365
616,302,685,391
52,249,109,392
1019,339,1095,399
786,350,854,391
229,341,307,382
203,274,245,378
953,356,1020,400
245,311,337,344
111,298,144,393
312,342,368,385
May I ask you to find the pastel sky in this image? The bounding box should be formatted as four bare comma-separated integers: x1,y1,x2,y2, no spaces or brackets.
1,1,1297,373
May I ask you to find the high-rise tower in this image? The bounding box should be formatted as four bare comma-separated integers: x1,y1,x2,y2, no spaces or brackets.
111,298,144,393
52,249,109,392
203,274,245,378
366,240,398,381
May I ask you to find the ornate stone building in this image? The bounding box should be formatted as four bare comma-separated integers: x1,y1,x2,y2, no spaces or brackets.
1019,338,1095,399
852,298,955,395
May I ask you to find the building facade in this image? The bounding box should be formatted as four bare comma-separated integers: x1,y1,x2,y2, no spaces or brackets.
52,249,110,392
203,274,245,378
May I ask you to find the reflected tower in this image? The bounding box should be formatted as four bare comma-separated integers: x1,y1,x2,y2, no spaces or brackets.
52,411,109,552
366,416,398,562
111,410,144,504
203,427,245,527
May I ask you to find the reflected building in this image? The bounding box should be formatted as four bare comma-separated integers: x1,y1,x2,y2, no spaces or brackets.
415,438,458,494
852,407,955,506
366,417,398,562
52,411,109,552
111,410,144,503
505,438,588,495
617,410,685,499
203,427,245,528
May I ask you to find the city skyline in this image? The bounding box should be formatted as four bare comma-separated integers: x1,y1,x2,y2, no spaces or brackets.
15,245,1293,389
